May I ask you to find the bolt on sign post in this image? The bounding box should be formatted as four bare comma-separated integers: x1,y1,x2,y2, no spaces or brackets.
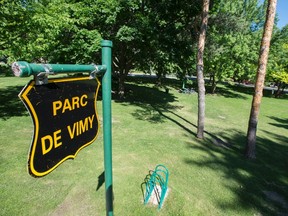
12,40,114,215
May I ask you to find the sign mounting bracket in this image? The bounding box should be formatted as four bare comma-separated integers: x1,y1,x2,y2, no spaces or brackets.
34,64,54,85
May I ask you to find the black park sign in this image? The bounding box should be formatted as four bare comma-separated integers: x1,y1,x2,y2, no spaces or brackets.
19,77,100,177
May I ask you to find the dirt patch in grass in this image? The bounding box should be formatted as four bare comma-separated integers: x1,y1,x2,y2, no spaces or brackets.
48,187,97,216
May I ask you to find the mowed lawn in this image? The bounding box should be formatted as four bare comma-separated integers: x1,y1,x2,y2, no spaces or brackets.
0,76,287,216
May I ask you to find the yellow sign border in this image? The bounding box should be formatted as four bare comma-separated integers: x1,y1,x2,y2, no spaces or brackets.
19,76,101,177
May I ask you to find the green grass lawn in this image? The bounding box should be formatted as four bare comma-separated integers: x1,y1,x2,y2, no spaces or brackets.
1,76,287,215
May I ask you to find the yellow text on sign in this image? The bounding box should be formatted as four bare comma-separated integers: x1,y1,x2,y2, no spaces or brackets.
67,114,95,139
41,129,62,155
52,94,88,116
40,114,95,155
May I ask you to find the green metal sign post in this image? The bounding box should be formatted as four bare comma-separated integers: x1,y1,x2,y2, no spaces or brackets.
12,40,114,216
101,40,114,216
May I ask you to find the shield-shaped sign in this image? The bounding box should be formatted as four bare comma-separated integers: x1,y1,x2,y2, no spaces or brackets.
19,76,100,177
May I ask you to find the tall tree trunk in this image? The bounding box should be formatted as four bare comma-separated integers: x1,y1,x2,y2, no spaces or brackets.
196,0,210,139
211,73,217,94
118,71,126,98
274,81,283,98
114,43,132,99
245,0,277,159
156,72,163,86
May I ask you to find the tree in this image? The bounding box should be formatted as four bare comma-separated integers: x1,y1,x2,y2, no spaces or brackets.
245,0,277,159
267,25,288,97
0,0,103,65
109,0,202,96
204,0,265,93
196,0,210,139
0,0,34,63
271,67,288,97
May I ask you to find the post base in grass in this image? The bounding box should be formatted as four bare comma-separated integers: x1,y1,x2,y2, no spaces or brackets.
146,185,170,208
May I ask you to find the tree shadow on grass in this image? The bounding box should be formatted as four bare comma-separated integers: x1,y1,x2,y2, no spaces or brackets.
117,80,252,139
225,84,255,96
185,129,288,215
210,85,249,99
125,75,183,91
0,85,28,120
267,116,288,130
115,82,199,136
116,77,288,214
223,83,288,99
115,82,177,116
117,83,177,105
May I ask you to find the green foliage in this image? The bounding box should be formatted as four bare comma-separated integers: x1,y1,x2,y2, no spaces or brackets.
268,25,288,76
266,25,288,96
133,0,202,82
0,1,32,62
0,0,102,64
271,69,288,84
204,0,266,93
0,0,286,94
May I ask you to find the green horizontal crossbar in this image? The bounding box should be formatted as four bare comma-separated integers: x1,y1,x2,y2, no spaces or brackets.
12,61,106,77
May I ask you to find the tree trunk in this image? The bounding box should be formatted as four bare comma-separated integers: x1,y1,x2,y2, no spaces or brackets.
196,0,210,139
156,72,163,86
118,71,126,98
245,0,277,159
114,42,133,99
211,73,217,94
274,81,284,98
